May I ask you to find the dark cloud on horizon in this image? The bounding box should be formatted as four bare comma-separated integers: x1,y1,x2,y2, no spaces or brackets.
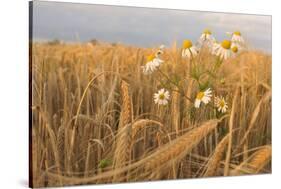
32,1,271,52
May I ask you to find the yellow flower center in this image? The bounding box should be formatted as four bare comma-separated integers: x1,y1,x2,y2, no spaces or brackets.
219,100,225,108
196,92,205,100
203,29,212,35
232,46,238,53
221,40,231,49
234,31,241,36
182,40,193,49
159,93,165,100
147,54,156,62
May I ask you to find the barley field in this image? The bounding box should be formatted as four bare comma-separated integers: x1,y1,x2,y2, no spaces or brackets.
30,39,272,187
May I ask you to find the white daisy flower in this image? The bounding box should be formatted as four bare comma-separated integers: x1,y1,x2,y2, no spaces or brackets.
182,39,198,59
194,88,212,108
231,42,245,54
199,29,215,45
213,40,242,58
231,31,245,45
141,54,164,75
154,88,170,105
231,45,238,54
215,40,233,60
215,96,228,113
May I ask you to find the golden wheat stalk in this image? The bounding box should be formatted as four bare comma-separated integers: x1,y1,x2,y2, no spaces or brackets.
113,80,133,181
57,125,65,171
231,145,271,175
171,90,180,135
224,87,239,176
142,119,220,177
69,71,121,163
202,134,229,177
83,123,92,177
238,91,272,148
246,145,272,173
131,119,164,139
47,119,221,184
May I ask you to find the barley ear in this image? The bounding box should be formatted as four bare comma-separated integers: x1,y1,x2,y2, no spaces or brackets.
113,80,133,181
202,134,229,177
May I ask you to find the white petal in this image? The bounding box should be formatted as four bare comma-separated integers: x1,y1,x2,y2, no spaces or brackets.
216,48,222,57
157,58,164,63
162,100,168,105
164,91,170,99
204,88,212,95
202,96,211,104
182,49,186,57
191,47,198,57
154,98,159,104
186,50,191,58
194,99,201,108
225,50,230,59
151,59,158,66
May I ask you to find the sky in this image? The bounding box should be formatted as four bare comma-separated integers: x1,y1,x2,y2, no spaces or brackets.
32,1,272,52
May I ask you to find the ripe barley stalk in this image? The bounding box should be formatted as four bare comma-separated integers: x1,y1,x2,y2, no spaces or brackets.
57,125,65,172
142,119,221,179
113,80,133,182
231,145,271,175
46,119,222,184
171,90,180,136
202,134,229,177
224,87,239,176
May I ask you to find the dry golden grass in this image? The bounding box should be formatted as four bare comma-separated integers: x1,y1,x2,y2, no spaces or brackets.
30,42,271,187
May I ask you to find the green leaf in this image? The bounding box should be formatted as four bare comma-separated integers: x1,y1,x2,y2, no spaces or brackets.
98,159,112,169
199,81,210,91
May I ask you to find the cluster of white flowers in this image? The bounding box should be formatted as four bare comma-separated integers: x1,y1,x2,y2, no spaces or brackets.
140,45,171,106
153,86,228,113
212,31,245,60
181,29,246,61
141,29,241,111
194,88,228,113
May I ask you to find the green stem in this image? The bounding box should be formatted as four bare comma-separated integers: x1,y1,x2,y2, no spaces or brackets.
157,68,192,102
157,68,179,88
